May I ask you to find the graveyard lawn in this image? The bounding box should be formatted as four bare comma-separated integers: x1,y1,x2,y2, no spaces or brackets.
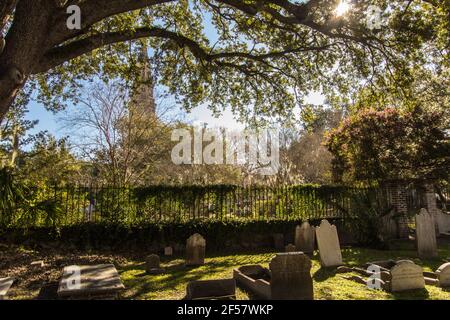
1,241,449,300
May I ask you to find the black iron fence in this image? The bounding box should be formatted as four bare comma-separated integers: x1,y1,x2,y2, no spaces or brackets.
3,184,396,227
5,183,441,228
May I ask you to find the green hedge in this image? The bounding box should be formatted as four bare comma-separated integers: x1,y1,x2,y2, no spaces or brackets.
0,218,351,251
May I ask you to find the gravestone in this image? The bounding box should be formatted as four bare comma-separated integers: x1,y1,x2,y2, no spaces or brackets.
390,260,425,292
164,246,173,256
146,254,164,274
186,233,206,266
436,262,450,287
57,264,125,299
185,279,236,300
0,277,14,300
269,252,313,300
285,244,296,252
380,212,398,240
273,233,284,251
415,208,438,258
295,222,315,254
436,209,450,234
315,220,343,267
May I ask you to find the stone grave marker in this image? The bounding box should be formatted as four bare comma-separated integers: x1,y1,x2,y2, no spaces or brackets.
57,264,125,299
164,246,173,256
285,244,296,252
186,233,206,266
269,252,313,300
390,260,425,292
0,277,15,300
436,209,450,235
315,220,343,267
185,279,236,300
295,222,315,253
436,262,450,287
146,254,164,274
415,208,438,258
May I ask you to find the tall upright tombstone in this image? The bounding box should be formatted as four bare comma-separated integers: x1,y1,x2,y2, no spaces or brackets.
186,233,206,266
295,222,315,254
315,220,343,267
390,260,425,292
415,208,438,258
269,252,313,300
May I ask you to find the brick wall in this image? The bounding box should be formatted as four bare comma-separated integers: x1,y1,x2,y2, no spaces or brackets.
385,181,409,239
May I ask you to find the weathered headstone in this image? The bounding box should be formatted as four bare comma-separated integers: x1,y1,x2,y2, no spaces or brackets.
295,222,315,254
269,252,313,300
315,220,343,267
273,233,284,251
146,254,164,274
436,262,450,287
285,244,296,252
164,246,173,256
185,279,236,300
57,264,125,299
0,277,14,300
415,208,438,258
380,212,398,240
390,260,425,292
186,233,206,266
436,209,450,234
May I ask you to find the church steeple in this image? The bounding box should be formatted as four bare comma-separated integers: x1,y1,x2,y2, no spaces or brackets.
131,44,156,116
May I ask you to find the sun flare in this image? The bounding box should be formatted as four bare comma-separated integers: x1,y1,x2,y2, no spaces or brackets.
335,0,351,17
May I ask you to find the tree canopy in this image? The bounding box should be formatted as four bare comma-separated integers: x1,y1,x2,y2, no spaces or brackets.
325,106,450,183
1,0,448,123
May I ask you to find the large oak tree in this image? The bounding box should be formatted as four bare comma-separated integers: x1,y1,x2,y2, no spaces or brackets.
0,0,448,123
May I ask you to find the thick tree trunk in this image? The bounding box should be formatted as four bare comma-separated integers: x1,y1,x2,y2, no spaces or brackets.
0,0,54,122
0,79,24,122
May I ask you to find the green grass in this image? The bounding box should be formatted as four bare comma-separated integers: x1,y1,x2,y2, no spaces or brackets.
118,242,450,300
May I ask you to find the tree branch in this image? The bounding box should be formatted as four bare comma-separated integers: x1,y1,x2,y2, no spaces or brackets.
48,0,176,46
0,0,18,34
37,26,335,73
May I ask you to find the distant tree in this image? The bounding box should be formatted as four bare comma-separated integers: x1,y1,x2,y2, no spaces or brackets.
325,106,450,183
62,80,179,185
0,84,38,168
17,133,82,186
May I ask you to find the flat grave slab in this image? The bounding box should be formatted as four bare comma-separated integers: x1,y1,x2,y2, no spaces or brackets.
57,264,125,299
185,279,236,300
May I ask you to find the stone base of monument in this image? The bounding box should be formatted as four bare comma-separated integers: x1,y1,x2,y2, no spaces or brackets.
0,277,15,300
233,265,271,300
57,264,125,300
146,268,165,275
184,279,236,300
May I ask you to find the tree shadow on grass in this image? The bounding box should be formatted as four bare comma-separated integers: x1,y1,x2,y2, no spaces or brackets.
119,258,242,300
313,267,336,282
